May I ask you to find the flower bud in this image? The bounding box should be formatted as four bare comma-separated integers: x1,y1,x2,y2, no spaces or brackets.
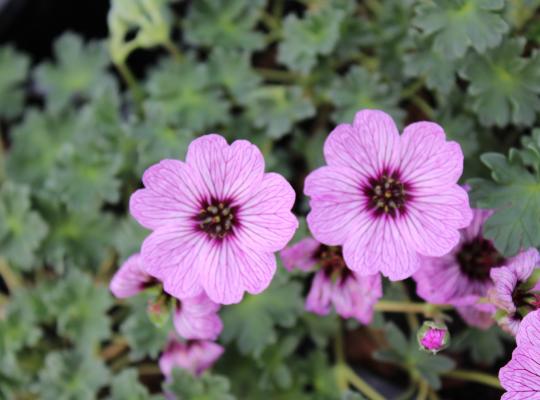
417,321,450,354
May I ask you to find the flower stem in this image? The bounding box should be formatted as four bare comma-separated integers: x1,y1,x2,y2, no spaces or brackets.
115,62,144,115
417,380,429,400
0,258,21,291
443,370,502,390
375,301,452,316
343,366,385,400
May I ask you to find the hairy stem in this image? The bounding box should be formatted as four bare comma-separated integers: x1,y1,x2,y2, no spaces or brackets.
115,62,144,115
163,39,183,62
375,301,452,316
344,366,385,400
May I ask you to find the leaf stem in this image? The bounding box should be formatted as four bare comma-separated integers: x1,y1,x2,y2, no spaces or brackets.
417,380,429,400
343,366,385,400
0,258,21,292
115,62,144,115
443,369,503,390
256,68,301,83
375,301,452,316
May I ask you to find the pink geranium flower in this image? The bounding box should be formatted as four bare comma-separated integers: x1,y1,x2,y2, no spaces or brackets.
110,253,222,340
110,253,156,298
499,310,540,399
490,248,540,335
304,110,472,280
413,209,503,329
130,134,298,304
280,238,382,324
159,335,224,377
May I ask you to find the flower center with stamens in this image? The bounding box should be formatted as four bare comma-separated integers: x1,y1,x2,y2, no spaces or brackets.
511,282,540,315
314,245,351,282
197,199,237,239
363,170,409,218
456,237,505,281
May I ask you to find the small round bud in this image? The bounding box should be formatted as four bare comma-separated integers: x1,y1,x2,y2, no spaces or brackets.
417,321,450,354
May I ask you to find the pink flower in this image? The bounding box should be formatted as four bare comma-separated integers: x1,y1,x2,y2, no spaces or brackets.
304,110,472,280
280,238,382,324
130,134,298,305
110,253,156,298
159,335,224,377
490,248,540,335
173,293,223,341
110,253,222,340
499,310,540,399
413,209,502,329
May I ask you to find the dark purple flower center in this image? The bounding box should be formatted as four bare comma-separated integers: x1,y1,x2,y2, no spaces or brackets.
363,170,409,218
511,282,540,314
314,245,351,282
196,199,237,239
456,237,505,281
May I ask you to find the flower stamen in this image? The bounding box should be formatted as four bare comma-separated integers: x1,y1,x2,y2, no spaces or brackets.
197,199,236,239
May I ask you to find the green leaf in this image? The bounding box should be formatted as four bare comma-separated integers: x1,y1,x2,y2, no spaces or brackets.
6,109,75,189
245,86,315,139
413,0,508,60
469,138,540,256
165,368,236,400
278,8,345,74
34,33,113,112
39,206,116,271
184,0,265,51
415,352,455,390
131,117,194,174
109,369,154,400
0,182,48,270
0,46,29,119
113,217,149,261
208,48,262,104
36,350,109,400
403,36,459,94
145,57,230,132
460,38,540,127
451,326,508,365
121,292,170,361
221,272,303,357
0,288,41,355
48,269,112,350
257,335,300,390
329,66,404,125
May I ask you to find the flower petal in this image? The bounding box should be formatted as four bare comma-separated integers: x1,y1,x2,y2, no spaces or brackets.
343,218,421,280
130,159,203,230
235,173,298,252
173,293,223,341
517,309,540,347
352,109,401,172
199,240,276,304
280,238,320,272
141,225,205,299
400,122,463,190
305,270,332,315
400,185,472,257
185,134,265,203
499,345,540,399
109,253,152,299
304,166,366,245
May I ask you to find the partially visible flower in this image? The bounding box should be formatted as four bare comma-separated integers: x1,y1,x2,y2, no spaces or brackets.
499,310,540,399
490,248,540,335
304,109,472,281
159,335,224,377
173,293,223,341
280,238,382,324
130,134,298,305
417,321,450,354
110,253,156,298
110,253,222,340
413,209,503,329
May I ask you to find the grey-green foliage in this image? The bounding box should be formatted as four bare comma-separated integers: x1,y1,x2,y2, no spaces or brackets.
1,0,540,397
